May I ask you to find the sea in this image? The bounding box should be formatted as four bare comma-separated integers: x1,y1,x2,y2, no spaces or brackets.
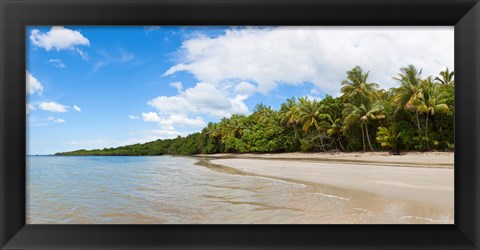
27,155,453,224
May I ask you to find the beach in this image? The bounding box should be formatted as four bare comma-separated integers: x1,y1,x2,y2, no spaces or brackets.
198,152,454,214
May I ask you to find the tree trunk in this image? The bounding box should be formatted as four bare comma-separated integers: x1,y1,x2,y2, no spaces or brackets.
293,125,300,142
425,112,430,150
415,110,421,135
365,124,374,151
338,136,345,151
319,135,326,152
361,124,366,152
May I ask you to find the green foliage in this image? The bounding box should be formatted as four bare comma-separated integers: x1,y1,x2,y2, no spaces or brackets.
376,124,401,154
56,66,454,156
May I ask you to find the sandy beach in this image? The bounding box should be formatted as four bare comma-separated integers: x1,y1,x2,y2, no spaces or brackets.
198,152,454,216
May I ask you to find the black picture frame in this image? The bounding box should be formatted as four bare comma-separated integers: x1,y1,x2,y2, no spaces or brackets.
1,0,479,249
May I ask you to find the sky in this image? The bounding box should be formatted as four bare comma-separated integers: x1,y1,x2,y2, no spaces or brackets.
26,26,454,155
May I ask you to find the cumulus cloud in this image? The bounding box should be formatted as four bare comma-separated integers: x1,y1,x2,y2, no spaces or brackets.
38,102,68,113
48,116,66,123
26,71,44,95
142,112,205,129
73,105,81,112
164,26,454,95
234,81,256,96
47,59,66,68
30,26,90,52
129,115,140,120
148,82,250,118
169,81,183,92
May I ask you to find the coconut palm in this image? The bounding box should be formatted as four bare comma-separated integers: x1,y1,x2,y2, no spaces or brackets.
343,101,385,151
298,97,322,133
279,97,300,140
376,123,402,154
435,67,454,85
413,77,450,149
298,97,330,151
341,66,380,104
392,65,423,134
226,114,246,139
318,113,345,151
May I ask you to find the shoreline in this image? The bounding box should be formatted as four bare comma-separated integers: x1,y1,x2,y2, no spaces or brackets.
194,151,454,168
199,152,454,212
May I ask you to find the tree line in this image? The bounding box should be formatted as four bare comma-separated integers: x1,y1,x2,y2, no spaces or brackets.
55,65,454,156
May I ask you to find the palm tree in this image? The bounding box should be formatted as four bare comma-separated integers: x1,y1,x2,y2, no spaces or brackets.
413,77,450,149
318,113,345,151
341,66,380,104
297,97,329,151
298,97,321,133
226,114,246,139
435,67,454,85
376,123,402,155
343,101,385,151
279,97,300,141
392,65,423,134
252,103,274,124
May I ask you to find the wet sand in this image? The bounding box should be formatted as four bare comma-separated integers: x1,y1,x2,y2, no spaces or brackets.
204,152,454,213
197,152,454,168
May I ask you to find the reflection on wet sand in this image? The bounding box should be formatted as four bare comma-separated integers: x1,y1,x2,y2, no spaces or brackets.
196,158,453,224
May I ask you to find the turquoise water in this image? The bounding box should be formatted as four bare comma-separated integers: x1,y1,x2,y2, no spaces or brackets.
27,156,452,224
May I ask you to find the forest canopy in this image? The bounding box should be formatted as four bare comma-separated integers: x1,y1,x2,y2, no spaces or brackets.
55,65,454,156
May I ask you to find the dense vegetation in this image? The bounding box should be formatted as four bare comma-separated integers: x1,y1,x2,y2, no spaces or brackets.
56,65,454,156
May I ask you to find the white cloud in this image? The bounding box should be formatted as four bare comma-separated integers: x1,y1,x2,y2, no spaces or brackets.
47,59,66,68
183,82,231,111
169,81,183,92
129,115,140,120
26,103,36,114
234,81,256,96
142,112,205,128
164,26,454,95
147,96,199,114
73,105,81,112
48,116,66,123
147,82,250,118
38,102,68,113
142,112,162,122
30,26,90,52
26,71,44,95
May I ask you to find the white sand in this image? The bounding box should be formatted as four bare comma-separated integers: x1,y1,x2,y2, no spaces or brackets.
198,152,454,168
209,154,454,210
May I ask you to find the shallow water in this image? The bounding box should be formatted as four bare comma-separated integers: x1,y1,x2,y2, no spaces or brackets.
27,156,452,224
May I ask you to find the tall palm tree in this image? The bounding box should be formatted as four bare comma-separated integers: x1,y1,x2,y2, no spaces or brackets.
341,66,380,104
298,97,321,133
279,97,300,141
298,97,328,151
413,78,450,149
434,67,454,85
392,65,423,134
343,101,385,151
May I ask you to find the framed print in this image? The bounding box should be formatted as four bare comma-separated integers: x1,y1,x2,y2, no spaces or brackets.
1,0,479,249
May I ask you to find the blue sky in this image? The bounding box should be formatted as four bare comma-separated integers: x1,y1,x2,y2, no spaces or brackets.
26,26,453,155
